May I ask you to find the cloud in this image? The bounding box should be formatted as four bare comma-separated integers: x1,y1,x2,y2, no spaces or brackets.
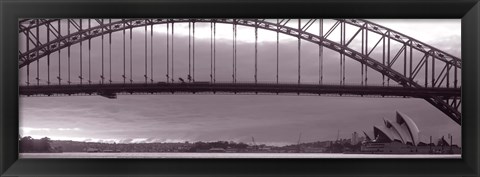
20,127,51,134
58,128,81,131
20,127,81,137
19,94,461,146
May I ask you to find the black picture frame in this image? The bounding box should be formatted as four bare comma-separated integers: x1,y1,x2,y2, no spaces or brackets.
1,0,479,176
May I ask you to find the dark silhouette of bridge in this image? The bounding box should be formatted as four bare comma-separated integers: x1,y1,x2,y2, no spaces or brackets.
18,19,461,124
20,82,460,98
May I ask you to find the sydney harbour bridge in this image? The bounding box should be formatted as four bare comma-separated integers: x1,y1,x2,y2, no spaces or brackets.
18,19,461,125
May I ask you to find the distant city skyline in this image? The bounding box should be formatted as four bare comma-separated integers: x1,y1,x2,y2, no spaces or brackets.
19,19,461,146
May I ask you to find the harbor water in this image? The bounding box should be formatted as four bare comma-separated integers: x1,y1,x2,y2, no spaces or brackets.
20,152,461,159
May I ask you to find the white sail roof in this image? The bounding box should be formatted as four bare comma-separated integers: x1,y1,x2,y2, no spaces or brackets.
396,111,420,145
385,119,410,144
368,111,421,146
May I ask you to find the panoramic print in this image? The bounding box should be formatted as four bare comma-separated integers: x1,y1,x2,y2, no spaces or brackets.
18,19,461,158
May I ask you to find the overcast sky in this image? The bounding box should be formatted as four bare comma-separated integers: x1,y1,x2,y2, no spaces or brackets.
19,19,461,146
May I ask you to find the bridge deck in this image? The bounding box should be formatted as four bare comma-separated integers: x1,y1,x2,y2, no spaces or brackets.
19,82,461,99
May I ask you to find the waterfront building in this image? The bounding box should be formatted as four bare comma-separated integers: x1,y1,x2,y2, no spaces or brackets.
351,132,358,145
360,111,461,154
363,111,420,146
209,148,226,152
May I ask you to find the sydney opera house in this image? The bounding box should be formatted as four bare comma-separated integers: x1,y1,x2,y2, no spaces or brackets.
360,111,460,154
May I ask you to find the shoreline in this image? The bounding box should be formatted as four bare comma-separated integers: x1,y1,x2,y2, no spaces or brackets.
20,152,462,159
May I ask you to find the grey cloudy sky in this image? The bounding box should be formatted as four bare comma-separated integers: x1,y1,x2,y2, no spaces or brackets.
19,19,461,146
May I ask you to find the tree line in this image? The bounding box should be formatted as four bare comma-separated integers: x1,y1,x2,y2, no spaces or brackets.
19,136,52,153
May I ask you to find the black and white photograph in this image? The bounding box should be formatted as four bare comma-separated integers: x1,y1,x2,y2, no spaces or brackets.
18,18,462,159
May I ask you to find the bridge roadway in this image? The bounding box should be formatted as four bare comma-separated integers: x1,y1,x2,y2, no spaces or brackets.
19,82,461,99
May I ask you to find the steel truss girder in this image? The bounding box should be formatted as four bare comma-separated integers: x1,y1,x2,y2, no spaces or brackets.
18,18,462,124
339,19,461,68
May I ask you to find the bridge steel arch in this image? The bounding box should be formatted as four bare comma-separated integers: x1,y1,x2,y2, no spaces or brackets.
18,19,462,124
